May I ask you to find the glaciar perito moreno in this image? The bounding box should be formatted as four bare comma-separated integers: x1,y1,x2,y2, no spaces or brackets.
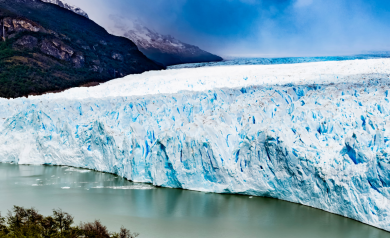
1,59,390,231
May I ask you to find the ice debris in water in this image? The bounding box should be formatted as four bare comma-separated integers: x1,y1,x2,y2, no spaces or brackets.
0,59,389,230
92,184,155,190
65,168,91,173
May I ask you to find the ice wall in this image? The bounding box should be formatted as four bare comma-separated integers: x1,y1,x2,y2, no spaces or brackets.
0,59,390,231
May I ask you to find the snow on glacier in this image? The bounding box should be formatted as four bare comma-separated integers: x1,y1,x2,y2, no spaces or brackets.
0,59,390,231
167,53,390,69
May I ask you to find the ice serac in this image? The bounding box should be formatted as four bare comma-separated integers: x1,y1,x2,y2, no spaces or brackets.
0,59,390,231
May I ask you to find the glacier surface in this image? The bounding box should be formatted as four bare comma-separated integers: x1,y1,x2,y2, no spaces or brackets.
168,53,390,69
1,59,390,231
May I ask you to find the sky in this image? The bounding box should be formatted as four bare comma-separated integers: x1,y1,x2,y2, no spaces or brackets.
64,0,390,57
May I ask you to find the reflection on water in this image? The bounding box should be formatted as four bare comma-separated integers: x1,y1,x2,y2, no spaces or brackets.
0,163,389,238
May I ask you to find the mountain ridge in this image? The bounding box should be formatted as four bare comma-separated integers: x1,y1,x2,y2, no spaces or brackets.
41,0,89,18
109,16,223,66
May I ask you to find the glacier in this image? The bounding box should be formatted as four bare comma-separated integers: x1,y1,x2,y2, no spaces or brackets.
168,52,390,69
0,59,390,231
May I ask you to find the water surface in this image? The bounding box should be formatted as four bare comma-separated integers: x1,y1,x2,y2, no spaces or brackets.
0,163,388,238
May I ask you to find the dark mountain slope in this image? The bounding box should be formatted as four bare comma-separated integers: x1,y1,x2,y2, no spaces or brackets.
0,0,164,98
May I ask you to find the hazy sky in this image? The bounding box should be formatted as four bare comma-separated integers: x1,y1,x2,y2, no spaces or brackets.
64,0,390,57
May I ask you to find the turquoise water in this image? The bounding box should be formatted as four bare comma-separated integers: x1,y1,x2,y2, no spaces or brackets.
0,163,389,238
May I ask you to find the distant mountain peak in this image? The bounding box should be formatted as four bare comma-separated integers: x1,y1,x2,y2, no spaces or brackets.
109,16,187,53
41,0,89,18
108,15,223,66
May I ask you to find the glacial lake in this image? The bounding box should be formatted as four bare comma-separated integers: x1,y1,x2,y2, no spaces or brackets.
0,163,389,238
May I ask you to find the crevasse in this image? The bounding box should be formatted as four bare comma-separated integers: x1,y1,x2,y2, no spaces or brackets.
0,59,390,231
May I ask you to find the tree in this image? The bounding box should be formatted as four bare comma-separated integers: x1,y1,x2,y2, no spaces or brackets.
111,226,139,238
53,209,74,234
80,220,110,238
0,212,9,235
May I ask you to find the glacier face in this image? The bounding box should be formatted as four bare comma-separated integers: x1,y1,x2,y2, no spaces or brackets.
0,59,390,231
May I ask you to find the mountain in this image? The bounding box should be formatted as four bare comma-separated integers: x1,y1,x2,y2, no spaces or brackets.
109,16,223,66
41,0,89,18
39,1,223,66
0,0,163,98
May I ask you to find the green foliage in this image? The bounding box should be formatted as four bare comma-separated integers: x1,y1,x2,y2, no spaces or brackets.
0,206,139,238
0,60,105,98
0,31,107,98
